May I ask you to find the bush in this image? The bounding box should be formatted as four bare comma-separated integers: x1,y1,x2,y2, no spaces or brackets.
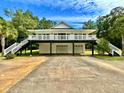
5,53,16,59
96,38,111,55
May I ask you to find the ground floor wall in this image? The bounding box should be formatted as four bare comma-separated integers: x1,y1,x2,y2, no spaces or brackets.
39,43,85,54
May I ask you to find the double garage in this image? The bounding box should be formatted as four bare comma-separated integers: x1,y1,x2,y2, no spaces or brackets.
39,43,85,55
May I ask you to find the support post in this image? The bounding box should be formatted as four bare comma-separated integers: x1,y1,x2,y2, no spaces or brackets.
30,41,32,56
25,48,26,55
50,43,52,55
83,43,85,55
92,42,94,56
20,50,21,55
20,49,22,55
72,43,74,55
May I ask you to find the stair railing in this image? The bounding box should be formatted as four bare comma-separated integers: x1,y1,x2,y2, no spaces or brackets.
4,43,18,56
11,39,29,54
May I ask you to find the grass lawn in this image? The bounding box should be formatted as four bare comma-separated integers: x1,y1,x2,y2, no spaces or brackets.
85,49,124,61
95,56,124,61
17,50,39,55
85,49,98,55
20,49,98,56
17,49,98,56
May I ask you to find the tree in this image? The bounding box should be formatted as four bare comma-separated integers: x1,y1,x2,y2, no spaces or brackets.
82,19,96,29
96,7,124,51
96,38,111,55
4,9,39,41
38,17,56,29
96,16,110,38
82,20,96,49
97,7,124,38
110,16,124,54
0,17,17,56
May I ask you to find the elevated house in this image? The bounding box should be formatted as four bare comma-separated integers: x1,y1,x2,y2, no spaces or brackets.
4,21,122,56
28,22,96,55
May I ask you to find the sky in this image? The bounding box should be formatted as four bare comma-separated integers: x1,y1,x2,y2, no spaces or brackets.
0,0,124,28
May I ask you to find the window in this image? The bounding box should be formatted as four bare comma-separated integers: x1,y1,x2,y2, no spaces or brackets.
75,45,83,47
56,45,68,47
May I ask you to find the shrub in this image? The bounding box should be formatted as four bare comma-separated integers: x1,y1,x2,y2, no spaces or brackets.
5,53,16,59
96,38,111,55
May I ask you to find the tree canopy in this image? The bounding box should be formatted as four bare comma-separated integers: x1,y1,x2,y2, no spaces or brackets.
96,7,124,49
4,9,39,42
38,17,56,29
0,18,17,39
82,19,96,29
97,7,124,38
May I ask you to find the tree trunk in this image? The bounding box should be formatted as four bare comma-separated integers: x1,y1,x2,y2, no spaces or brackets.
1,35,5,56
122,34,124,55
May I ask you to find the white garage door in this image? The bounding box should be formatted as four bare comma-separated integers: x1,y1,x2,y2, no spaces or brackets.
56,45,68,54
74,45,83,54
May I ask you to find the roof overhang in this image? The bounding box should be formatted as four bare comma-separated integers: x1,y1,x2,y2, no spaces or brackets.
28,29,96,34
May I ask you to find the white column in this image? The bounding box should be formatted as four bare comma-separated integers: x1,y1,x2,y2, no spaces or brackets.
83,43,85,55
50,34,54,40
69,34,74,40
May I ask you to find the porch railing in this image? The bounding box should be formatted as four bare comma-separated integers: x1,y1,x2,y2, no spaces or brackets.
28,35,97,41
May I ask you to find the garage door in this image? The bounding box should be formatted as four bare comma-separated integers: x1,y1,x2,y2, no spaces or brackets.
74,45,83,54
56,45,68,54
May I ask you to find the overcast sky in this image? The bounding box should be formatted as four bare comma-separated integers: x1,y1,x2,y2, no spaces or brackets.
0,0,124,28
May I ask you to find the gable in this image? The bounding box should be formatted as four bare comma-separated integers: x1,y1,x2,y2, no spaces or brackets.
51,22,73,29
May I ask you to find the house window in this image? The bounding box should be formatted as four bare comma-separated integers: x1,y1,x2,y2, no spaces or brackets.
56,45,68,47
75,45,83,47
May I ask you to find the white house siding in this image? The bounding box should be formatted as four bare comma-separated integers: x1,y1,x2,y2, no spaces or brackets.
39,43,85,54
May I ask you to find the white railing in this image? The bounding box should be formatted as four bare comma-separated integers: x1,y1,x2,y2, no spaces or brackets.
109,43,122,56
28,35,97,41
11,39,29,54
4,43,18,56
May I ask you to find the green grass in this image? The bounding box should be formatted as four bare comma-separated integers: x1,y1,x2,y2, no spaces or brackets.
19,49,98,56
95,56,124,61
17,50,39,55
85,49,124,61
85,49,98,55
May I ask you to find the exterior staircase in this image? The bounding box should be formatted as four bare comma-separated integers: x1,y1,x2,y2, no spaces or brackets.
109,43,122,56
96,39,122,56
4,39,29,56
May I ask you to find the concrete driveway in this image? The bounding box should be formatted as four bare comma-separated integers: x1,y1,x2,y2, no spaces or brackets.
7,56,124,93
